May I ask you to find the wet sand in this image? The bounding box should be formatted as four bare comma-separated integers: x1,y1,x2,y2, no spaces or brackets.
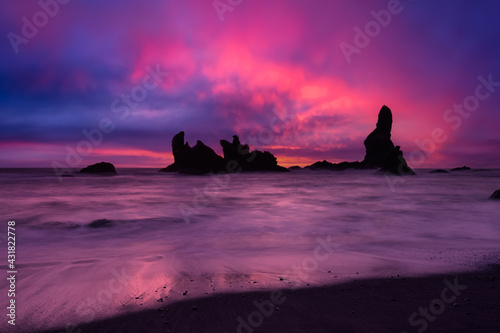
40,264,500,333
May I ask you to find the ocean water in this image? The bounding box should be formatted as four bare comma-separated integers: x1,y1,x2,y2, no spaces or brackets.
1,168,499,331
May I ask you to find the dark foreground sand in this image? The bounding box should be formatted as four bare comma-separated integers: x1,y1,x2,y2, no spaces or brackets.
41,265,499,333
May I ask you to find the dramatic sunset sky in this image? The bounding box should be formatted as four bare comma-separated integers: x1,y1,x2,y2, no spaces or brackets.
1,0,499,168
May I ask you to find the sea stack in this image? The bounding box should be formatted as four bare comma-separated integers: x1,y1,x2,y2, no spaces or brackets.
362,105,395,168
160,132,288,174
430,169,449,173
160,131,225,174
304,105,415,175
450,166,472,172
220,135,288,172
79,162,117,174
363,106,415,175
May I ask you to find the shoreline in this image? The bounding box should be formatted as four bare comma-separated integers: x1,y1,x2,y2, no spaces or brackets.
38,264,500,333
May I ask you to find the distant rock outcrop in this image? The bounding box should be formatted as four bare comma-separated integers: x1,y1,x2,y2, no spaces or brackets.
160,132,288,174
430,169,449,174
79,162,117,174
450,166,472,172
305,160,362,171
88,219,114,228
489,190,500,200
304,105,414,175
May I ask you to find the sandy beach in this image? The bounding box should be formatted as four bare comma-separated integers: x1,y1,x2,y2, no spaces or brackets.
38,264,499,333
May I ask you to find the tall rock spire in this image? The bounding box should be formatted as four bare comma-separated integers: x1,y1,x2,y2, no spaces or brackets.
362,105,395,167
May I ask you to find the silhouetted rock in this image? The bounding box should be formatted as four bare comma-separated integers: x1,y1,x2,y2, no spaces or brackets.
288,166,303,171
362,105,395,168
306,160,362,171
220,136,247,163
88,219,114,228
220,135,288,172
379,146,415,175
430,169,449,174
489,190,500,200
450,166,472,171
304,105,414,175
160,131,225,174
79,162,117,174
160,132,288,174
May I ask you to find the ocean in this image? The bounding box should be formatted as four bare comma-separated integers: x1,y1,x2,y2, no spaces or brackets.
1,168,499,331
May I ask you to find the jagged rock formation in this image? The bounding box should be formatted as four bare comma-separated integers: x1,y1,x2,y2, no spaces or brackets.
450,166,472,172
162,106,413,175
79,162,117,174
160,132,288,174
305,105,415,175
305,160,361,171
160,131,225,174
220,135,288,172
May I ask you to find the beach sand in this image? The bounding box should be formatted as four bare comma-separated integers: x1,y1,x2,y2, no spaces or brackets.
40,264,500,333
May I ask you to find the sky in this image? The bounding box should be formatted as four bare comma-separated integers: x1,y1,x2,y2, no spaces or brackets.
1,0,499,169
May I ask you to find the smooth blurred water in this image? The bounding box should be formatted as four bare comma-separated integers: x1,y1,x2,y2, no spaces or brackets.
0,168,499,331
